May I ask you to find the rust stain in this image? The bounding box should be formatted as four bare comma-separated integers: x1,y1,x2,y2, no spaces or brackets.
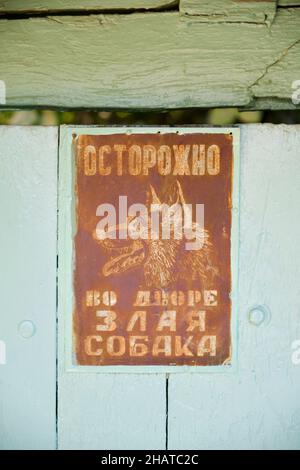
73,132,233,366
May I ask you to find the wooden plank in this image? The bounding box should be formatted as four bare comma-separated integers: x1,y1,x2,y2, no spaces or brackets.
1,0,298,15
180,0,277,25
0,0,177,14
168,125,300,450
278,0,300,5
58,374,166,449
180,0,300,17
57,126,166,450
0,126,57,450
0,9,299,110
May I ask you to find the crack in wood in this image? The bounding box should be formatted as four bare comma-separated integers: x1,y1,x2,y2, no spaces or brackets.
0,1,179,19
166,373,169,450
1,8,299,110
250,38,300,92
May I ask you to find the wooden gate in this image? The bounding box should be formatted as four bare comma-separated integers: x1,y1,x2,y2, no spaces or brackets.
1,125,300,449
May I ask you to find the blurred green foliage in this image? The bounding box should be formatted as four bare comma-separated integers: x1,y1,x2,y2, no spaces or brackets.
0,109,299,126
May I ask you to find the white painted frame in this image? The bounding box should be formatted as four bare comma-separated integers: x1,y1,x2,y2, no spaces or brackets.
58,126,240,374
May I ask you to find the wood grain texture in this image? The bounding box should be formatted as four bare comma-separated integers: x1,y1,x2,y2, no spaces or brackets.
278,0,300,5
1,0,299,15
180,0,277,25
0,126,57,449
0,0,177,14
57,126,167,450
0,9,299,110
58,373,166,449
168,125,300,450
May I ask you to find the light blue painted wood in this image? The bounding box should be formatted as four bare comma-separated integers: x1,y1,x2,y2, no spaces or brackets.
2,124,298,450
0,126,57,450
58,127,167,449
58,373,166,449
168,125,300,450
57,126,240,448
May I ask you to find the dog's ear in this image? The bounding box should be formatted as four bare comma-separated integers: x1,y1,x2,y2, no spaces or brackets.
148,180,187,207
164,180,186,206
148,184,161,207
176,180,186,205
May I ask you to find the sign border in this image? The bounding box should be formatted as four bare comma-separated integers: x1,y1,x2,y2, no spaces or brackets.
58,126,240,374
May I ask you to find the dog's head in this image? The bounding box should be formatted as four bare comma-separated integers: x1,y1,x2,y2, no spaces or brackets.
94,180,209,286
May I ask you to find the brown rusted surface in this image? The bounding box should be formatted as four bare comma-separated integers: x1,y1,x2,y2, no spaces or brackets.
73,131,233,366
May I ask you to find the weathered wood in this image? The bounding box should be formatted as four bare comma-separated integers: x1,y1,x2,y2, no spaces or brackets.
0,126,57,449
278,0,300,5
0,9,299,110
57,126,167,450
58,374,166,449
180,0,277,25
0,0,177,14
168,125,300,450
1,0,299,15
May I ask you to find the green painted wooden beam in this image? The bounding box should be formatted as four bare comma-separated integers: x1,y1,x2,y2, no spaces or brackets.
180,0,277,25
0,9,299,110
0,0,177,14
278,0,300,5
1,0,299,15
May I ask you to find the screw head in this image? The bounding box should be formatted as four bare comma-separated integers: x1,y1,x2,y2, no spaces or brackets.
18,320,36,339
248,305,271,326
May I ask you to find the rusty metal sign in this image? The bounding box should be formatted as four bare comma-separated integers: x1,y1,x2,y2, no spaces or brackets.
63,128,239,368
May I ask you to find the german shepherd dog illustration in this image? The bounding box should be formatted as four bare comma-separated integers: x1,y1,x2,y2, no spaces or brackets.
95,180,217,288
